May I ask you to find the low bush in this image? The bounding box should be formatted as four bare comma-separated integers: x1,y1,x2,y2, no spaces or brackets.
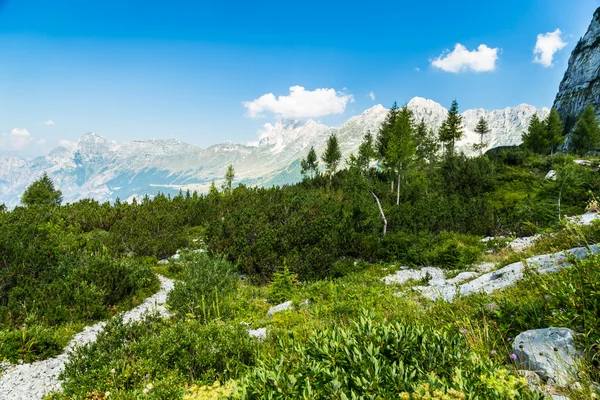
168,251,239,322
239,312,541,399
57,315,257,399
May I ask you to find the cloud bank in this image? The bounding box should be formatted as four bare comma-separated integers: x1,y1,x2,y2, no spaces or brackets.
0,128,34,151
243,86,354,119
533,29,567,67
432,44,499,73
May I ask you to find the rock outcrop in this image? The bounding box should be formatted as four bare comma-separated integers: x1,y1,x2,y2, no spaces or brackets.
553,7,600,132
513,328,581,387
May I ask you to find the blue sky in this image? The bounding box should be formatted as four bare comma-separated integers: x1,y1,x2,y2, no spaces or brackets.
0,0,598,155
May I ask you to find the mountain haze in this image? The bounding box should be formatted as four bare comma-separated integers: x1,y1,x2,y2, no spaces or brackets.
0,98,549,207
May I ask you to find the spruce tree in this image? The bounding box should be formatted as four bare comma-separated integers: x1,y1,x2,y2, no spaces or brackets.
522,114,547,154
357,131,376,171
473,117,490,156
222,164,235,192
439,100,463,157
322,134,342,183
570,104,600,155
21,173,62,206
388,106,417,205
300,146,319,179
546,109,565,154
376,102,399,161
415,118,439,163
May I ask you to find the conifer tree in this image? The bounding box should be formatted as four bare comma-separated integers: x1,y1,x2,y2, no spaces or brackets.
415,118,439,163
222,164,235,192
570,104,600,155
388,106,417,205
21,173,62,206
300,146,319,179
357,131,376,171
522,114,547,154
376,102,399,161
439,100,463,157
473,117,490,156
545,108,565,154
322,134,342,183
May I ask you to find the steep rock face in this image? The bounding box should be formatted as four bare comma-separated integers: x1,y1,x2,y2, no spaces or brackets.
553,7,600,131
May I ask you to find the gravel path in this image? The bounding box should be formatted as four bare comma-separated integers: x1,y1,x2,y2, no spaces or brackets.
0,275,174,400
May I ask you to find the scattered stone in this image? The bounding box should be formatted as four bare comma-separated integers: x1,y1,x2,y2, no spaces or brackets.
267,300,293,317
476,262,496,273
566,211,599,226
0,275,175,400
158,259,169,264
381,267,444,286
408,245,600,302
508,234,543,252
248,327,267,340
545,170,557,180
513,328,581,387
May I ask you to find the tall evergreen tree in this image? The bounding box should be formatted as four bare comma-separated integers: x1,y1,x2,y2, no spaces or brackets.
376,102,399,161
522,114,547,154
545,108,566,154
222,164,235,192
415,118,439,163
21,173,62,206
473,117,490,156
322,134,342,183
438,100,463,157
570,104,600,155
357,131,376,171
300,146,319,179
388,106,417,205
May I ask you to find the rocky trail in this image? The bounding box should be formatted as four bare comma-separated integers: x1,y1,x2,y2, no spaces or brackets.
0,275,174,400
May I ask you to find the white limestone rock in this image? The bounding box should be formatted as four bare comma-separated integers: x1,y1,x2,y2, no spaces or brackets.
513,328,581,387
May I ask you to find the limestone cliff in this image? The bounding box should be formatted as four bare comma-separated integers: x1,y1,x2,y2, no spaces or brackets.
553,7,600,131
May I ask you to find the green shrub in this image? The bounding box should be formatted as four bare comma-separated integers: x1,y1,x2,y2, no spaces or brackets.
57,315,257,399
168,252,239,321
239,312,540,399
0,324,72,363
268,264,298,304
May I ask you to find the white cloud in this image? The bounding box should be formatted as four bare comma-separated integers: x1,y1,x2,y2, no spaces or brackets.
246,141,259,147
243,86,354,119
368,91,376,101
35,139,47,145
533,29,567,67
431,44,499,73
59,139,77,150
0,128,34,151
43,120,55,125
414,67,420,72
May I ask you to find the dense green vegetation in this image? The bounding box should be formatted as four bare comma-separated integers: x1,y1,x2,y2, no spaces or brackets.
1,101,600,398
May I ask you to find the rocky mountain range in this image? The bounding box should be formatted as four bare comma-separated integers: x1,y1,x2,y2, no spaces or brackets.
0,98,549,207
554,6,600,132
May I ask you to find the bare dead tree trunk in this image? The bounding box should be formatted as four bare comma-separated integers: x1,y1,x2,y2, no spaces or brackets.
371,191,387,236
396,170,401,206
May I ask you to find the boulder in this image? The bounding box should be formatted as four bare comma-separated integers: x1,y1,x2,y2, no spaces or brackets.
267,300,293,317
513,328,581,387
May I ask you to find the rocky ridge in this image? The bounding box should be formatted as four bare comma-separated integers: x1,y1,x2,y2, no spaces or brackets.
0,98,548,208
553,7,600,131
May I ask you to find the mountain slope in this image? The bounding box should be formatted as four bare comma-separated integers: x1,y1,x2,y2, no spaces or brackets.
0,98,548,207
553,6,600,131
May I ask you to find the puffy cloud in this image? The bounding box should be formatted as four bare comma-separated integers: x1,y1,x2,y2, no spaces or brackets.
243,86,354,119
368,91,376,101
0,128,34,151
533,29,567,67
431,44,499,73
43,120,55,125
414,67,420,72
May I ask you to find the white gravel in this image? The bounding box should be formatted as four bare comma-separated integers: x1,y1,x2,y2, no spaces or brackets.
0,275,174,400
